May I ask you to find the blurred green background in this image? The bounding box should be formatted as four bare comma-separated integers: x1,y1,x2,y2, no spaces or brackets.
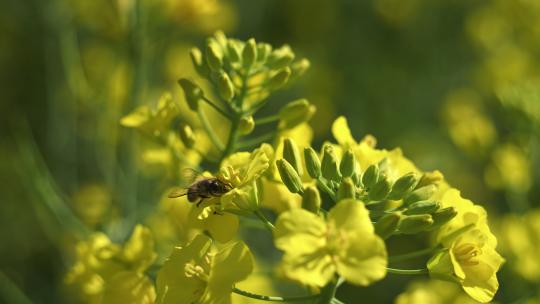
1,0,539,303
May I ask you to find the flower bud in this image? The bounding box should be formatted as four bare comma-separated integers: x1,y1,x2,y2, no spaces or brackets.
277,159,304,194
242,38,257,68
403,185,437,206
398,214,434,234
337,177,356,200
257,43,272,62
430,207,457,229
178,78,203,111
368,177,391,201
362,164,379,189
291,58,310,78
375,213,401,239
403,200,440,215
267,67,291,90
321,145,341,182
226,41,241,63
179,123,196,148
190,47,210,78
416,170,444,188
340,149,357,178
238,116,255,135
278,99,316,129
268,45,295,69
205,42,223,71
217,72,235,101
387,173,419,200
302,185,321,214
283,138,303,176
304,147,321,179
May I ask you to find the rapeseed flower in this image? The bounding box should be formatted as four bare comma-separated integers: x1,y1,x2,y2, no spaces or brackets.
274,199,387,287
156,234,253,304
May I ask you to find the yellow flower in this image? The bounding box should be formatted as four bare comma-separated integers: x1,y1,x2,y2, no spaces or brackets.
218,143,272,210
395,279,481,304
156,234,253,304
185,145,271,242
428,228,504,303
331,116,420,181
432,188,496,248
274,199,387,287
120,93,179,137
484,143,531,192
498,210,540,282
64,225,157,303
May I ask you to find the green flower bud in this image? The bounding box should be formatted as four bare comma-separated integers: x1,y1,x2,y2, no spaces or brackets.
277,159,304,194
416,170,444,188
368,177,391,201
403,200,440,215
178,123,196,148
278,99,316,129
283,138,303,176
337,177,356,200
205,42,223,71
339,149,357,178
362,164,379,189
242,38,257,68
321,145,341,182
375,213,401,239
304,147,321,179
190,47,210,78
291,58,310,78
178,78,203,111
268,45,295,69
388,172,419,200
226,41,241,63
430,207,457,229
217,72,235,101
403,185,437,206
302,185,321,214
398,214,434,234
257,43,272,62
267,67,291,90
238,116,255,135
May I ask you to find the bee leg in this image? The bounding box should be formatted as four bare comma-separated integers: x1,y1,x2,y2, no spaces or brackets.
196,195,211,207
196,199,205,207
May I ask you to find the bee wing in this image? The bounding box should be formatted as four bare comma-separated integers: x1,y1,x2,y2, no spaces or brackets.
167,187,188,198
180,168,205,186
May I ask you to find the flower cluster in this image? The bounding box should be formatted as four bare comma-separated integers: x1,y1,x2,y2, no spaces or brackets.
63,32,503,304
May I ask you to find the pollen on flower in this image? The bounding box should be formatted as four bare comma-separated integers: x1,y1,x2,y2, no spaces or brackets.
184,261,208,281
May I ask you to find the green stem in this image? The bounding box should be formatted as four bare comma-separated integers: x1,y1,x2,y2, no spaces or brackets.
202,96,233,119
198,108,225,152
232,287,319,302
386,267,429,275
389,246,440,263
253,210,275,231
238,132,276,149
317,277,339,304
256,114,280,125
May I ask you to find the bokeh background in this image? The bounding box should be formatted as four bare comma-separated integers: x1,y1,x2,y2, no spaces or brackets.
1,0,539,303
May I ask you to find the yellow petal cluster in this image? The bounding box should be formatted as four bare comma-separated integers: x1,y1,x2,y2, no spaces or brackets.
64,225,157,304
274,199,387,287
156,234,253,304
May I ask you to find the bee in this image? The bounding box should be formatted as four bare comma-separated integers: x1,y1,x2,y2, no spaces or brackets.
168,169,233,207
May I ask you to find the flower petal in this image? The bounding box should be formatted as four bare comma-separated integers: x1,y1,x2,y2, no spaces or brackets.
331,116,356,147
102,271,155,304
156,235,212,304
336,234,387,286
274,209,326,254
205,212,239,243
201,241,254,304
328,199,373,235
